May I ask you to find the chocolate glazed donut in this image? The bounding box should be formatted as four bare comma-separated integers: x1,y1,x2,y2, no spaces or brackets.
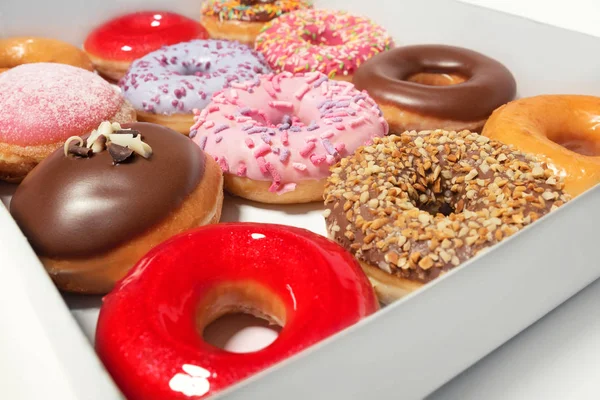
10,122,224,294
353,45,517,133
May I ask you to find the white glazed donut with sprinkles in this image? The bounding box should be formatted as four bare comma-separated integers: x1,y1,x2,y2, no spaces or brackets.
190,71,388,204
255,9,393,80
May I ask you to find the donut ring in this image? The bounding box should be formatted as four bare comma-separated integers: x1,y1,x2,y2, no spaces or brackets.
201,0,312,45
0,37,93,73
190,71,388,204
10,122,224,294
120,39,271,135
353,45,516,134
84,11,209,81
0,63,135,182
96,223,378,399
483,95,600,197
324,130,569,304
255,9,393,80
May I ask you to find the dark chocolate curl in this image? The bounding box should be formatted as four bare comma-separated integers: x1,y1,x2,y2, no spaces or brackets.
68,144,93,158
108,143,134,164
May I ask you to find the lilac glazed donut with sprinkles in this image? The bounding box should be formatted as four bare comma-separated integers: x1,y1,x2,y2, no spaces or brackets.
189,71,389,204
255,9,393,80
119,39,271,134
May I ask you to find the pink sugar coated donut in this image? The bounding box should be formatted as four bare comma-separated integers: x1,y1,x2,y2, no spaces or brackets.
0,63,125,146
190,71,388,193
255,9,393,78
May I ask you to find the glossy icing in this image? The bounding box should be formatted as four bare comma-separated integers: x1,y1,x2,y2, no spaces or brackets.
120,39,271,115
84,11,208,61
482,95,600,197
96,223,378,399
10,123,205,258
353,45,517,121
0,36,93,71
0,63,124,146
190,71,388,193
255,9,393,78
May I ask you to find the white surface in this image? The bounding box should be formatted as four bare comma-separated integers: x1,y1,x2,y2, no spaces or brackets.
460,0,600,38
0,192,121,400
1,0,600,400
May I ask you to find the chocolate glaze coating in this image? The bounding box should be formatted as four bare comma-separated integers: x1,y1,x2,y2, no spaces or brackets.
324,131,569,283
10,122,205,259
353,45,517,121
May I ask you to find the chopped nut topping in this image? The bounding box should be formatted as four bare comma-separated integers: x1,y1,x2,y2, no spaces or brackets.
323,130,570,284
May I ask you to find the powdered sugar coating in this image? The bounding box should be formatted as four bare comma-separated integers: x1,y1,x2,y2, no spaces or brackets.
119,39,271,116
255,9,393,78
190,71,388,193
0,63,125,146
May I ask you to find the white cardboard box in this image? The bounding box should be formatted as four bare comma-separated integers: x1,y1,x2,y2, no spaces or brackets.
1,0,599,399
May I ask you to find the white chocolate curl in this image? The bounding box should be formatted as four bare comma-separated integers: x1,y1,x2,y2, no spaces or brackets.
64,136,84,156
84,121,153,158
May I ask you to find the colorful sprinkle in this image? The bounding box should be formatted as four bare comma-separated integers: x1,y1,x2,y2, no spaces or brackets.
293,162,307,171
299,141,316,157
254,143,272,158
201,0,311,23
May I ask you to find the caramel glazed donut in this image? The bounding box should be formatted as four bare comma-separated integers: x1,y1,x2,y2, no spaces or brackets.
324,130,569,304
0,36,93,73
483,95,600,197
353,45,516,134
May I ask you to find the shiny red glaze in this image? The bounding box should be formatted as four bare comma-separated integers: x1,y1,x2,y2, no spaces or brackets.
84,11,208,61
96,223,378,400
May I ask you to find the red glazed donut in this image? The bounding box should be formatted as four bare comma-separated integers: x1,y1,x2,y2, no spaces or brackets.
84,11,208,81
96,223,378,399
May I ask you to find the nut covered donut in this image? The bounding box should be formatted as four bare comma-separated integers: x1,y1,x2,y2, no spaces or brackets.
324,130,569,304
120,39,271,134
201,0,312,45
483,95,600,197
0,36,93,73
255,9,393,80
10,122,223,294
0,63,135,182
353,45,517,133
96,223,378,400
84,11,209,81
190,71,388,203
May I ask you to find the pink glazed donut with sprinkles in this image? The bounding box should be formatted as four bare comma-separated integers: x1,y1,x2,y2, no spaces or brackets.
190,71,388,204
255,9,393,80
0,63,136,183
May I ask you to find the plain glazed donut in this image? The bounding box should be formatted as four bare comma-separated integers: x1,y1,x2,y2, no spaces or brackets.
353,45,517,134
324,130,569,304
120,39,271,134
255,9,393,81
84,11,209,81
0,36,93,73
482,95,600,197
96,222,378,399
190,71,388,204
0,63,135,182
201,0,312,45
10,122,223,294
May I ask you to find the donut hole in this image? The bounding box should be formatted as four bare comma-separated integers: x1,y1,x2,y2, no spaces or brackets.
300,24,345,46
406,71,468,86
203,313,282,353
546,131,600,156
197,281,285,353
419,200,455,217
